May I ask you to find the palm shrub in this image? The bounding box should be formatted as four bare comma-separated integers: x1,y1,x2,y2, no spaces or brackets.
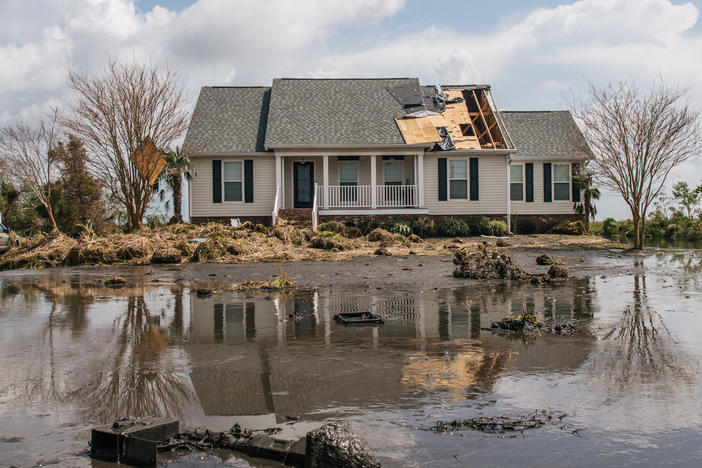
487,220,508,236
383,217,412,236
410,215,435,238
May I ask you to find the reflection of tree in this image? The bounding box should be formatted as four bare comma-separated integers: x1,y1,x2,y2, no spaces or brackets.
14,285,197,424
592,274,694,392
68,294,197,422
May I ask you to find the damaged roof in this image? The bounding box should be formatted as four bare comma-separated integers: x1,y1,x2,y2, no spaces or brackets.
184,86,271,154
264,78,413,147
501,111,591,160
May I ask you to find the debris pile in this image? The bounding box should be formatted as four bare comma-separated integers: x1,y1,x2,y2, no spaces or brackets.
430,410,567,434
453,243,530,280
547,263,569,278
305,421,380,468
536,254,555,265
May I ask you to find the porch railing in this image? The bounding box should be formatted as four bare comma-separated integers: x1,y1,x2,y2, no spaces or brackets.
316,185,419,209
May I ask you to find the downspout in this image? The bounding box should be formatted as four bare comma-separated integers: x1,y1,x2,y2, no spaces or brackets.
506,155,512,234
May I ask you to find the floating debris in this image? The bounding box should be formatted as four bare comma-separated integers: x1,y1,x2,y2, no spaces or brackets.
431,410,567,434
487,313,579,337
234,269,295,291
333,312,384,325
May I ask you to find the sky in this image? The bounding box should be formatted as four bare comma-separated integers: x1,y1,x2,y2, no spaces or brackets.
2,0,702,220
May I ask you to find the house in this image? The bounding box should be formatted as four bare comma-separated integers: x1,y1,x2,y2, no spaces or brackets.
183,78,591,231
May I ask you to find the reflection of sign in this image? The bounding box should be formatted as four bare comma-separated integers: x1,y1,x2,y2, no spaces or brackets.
129,137,166,186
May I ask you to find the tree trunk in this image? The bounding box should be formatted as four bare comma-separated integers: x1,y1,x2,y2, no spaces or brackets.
46,202,59,233
631,212,643,250
583,193,591,232
171,173,183,223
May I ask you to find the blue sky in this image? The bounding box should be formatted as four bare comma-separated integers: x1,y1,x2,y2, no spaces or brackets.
2,0,702,219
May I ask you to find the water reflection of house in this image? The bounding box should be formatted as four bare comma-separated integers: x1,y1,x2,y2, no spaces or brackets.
186,282,596,418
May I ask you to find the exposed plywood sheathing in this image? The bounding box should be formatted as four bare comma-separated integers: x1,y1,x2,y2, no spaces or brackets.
394,116,442,144
130,137,166,186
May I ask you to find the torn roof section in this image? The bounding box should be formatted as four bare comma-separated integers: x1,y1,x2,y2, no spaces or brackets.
392,84,514,151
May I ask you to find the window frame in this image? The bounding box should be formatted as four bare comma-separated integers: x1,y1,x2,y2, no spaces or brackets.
222,160,244,203
552,163,571,202
448,158,469,200
510,163,525,202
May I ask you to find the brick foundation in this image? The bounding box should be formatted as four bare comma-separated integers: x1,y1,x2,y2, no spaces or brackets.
191,216,272,226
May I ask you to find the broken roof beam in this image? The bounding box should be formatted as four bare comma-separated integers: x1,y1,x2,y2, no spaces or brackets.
470,90,496,148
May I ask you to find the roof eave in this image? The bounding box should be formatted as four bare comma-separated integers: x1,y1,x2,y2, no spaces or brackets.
265,143,433,151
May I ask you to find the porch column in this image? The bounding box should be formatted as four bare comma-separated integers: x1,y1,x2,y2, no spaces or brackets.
417,152,425,208
506,156,511,233
370,154,377,209
280,156,285,209
275,155,282,206
323,155,329,208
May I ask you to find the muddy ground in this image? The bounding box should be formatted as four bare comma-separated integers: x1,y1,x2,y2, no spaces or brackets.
0,243,643,289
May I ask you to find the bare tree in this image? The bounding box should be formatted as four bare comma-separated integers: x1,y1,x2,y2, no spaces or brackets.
574,80,701,249
0,109,61,232
63,61,190,232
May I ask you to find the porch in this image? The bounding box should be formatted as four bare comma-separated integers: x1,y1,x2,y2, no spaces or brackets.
272,152,427,227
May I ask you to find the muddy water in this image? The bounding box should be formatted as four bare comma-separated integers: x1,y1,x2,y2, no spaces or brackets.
1,250,702,467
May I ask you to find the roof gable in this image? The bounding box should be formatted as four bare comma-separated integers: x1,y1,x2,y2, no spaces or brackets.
500,111,591,160
264,78,414,147
184,86,271,154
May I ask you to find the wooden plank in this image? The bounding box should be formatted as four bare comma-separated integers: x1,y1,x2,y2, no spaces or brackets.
394,117,441,144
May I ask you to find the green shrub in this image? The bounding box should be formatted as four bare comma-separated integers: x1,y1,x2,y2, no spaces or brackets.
517,217,537,235
344,226,362,238
549,220,587,235
358,218,380,235
318,220,346,235
477,217,491,235
487,220,508,237
438,217,471,237
601,218,618,238
383,218,412,237
410,216,435,238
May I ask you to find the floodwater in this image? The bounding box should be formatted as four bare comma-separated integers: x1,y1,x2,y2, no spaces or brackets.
1,250,702,467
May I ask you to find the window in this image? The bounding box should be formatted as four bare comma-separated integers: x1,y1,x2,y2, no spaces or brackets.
339,161,358,202
384,161,403,186
510,164,524,201
339,162,358,186
553,164,570,201
223,161,242,202
449,159,468,199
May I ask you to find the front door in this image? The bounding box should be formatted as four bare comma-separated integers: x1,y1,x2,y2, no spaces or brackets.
293,162,314,208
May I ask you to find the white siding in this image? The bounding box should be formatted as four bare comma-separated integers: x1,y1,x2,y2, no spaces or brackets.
190,155,276,217
510,161,578,216
424,154,508,215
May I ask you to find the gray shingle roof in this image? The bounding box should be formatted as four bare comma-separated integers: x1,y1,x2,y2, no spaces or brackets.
500,111,591,160
264,78,414,147
184,86,271,154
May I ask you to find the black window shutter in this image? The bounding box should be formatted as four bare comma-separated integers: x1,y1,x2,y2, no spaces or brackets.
212,160,222,204
572,163,581,202
543,163,552,202
469,157,479,201
244,160,254,203
438,158,447,201
525,163,534,203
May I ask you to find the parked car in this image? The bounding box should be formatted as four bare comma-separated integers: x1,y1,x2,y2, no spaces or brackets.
0,221,10,253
